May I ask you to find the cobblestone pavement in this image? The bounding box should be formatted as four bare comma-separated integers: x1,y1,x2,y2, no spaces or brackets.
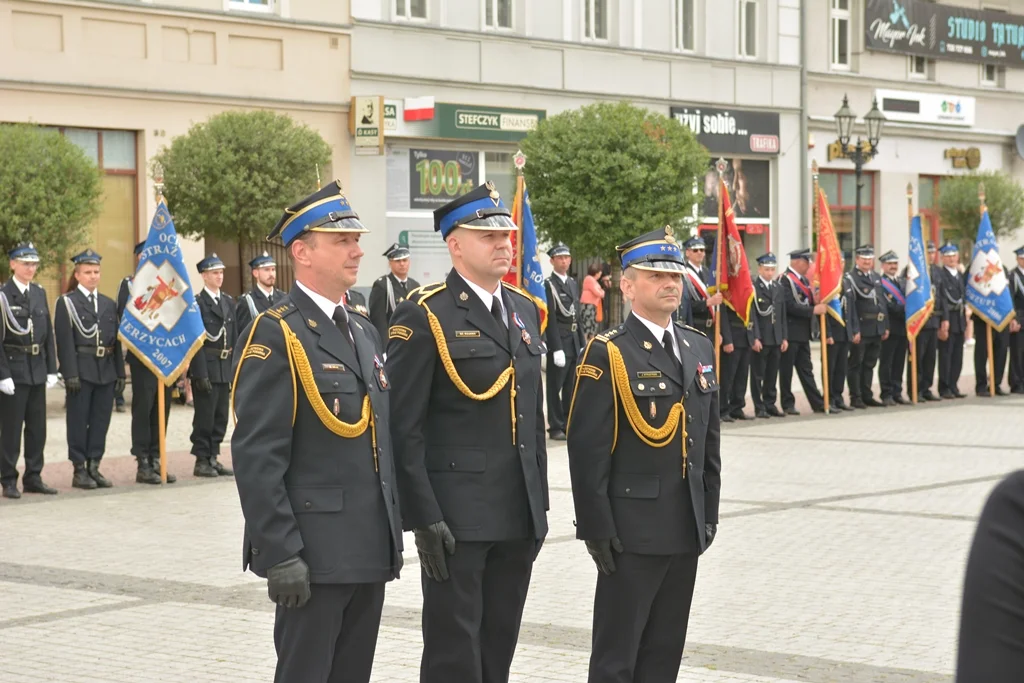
1,381,1019,682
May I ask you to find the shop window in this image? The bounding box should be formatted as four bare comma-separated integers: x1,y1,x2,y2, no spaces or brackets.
908,55,931,80
65,129,99,164
818,169,874,258
673,0,695,52
101,130,137,171
484,0,513,30
228,0,273,12
919,175,950,250
981,63,1003,87
583,0,608,41
831,0,850,69
395,0,427,21
738,0,758,59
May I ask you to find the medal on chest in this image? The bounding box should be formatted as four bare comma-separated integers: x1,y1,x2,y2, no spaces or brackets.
513,311,531,345
373,354,389,390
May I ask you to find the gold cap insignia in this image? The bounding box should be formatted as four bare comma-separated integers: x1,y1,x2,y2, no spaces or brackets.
486,180,500,202
643,341,653,350
664,225,676,244
308,319,318,328
459,291,469,301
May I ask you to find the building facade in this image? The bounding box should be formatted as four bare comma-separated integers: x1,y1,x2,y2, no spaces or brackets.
1,0,353,299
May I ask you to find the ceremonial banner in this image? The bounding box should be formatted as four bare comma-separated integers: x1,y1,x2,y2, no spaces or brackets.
966,209,1016,330
905,215,935,339
815,187,845,325
509,178,548,333
118,202,206,385
708,180,755,326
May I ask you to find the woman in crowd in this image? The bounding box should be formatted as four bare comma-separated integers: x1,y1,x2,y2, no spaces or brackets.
579,262,605,341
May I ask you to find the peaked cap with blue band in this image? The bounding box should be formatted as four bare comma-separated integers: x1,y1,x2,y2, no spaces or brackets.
248,251,276,269
547,243,571,258
855,244,875,258
1015,245,1024,257
756,252,777,266
788,248,812,260
939,242,959,255
197,254,225,273
434,181,516,239
879,250,899,263
384,243,411,260
616,226,686,273
683,236,705,251
72,249,102,265
9,242,39,263
268,180,369,246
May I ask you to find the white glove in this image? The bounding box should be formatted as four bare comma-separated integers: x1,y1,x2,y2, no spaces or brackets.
46,374,58,389
0,378,14,396
553,350,566,368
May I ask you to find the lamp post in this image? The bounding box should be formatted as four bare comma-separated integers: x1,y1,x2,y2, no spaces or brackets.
833,95,886,251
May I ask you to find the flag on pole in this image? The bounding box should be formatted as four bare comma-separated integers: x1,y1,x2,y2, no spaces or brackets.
814,187,845,325
965,209,1016,331
707,180,755,325
509,179,548,333
905,215,934,339
118,201,206,385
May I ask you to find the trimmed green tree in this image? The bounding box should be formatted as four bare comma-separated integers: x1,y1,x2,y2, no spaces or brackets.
519,101,709,258
937,171,1024,247
0,124,103,270
153,110,332,242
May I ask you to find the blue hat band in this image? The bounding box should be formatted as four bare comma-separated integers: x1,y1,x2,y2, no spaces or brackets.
250,258,275,268
279,197,363,245
939,245,958,254
10,248,39,262
620,241,683,269
438,197,510,237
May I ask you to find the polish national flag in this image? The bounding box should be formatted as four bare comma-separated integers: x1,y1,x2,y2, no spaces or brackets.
404,96,435,122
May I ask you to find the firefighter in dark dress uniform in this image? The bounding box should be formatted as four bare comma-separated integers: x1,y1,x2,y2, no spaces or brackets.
749,253,787,418
1009,247,1024,393
54,249,124,489
369,243,420,342
825,270,859,412
386,182,548,683
188,254,236,478
0,243,59,499
847,245,889,408
913,241,947,401
232,181,403,683
937,243,968,399
779,249,828,414
567,224,721,683
878,250,909,405
544,242,585,439
236,251,281,334
681,236,722,335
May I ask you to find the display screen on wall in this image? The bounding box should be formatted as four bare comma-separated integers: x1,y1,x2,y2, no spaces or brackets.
701,158,770,223
865,0,1024,67
408,149,478,210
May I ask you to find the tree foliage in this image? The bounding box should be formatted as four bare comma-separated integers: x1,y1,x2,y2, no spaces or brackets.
520,102,708,259
154,110,332,242
937,171,1024,244
0,124,103,269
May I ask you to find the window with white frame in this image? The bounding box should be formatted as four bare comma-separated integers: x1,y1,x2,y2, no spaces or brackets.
981,63,1001,86
395,0,427,20
485,0,513,29
738,0,758,58
908,55,929,79
583,0,608,41
228,0,272,12
831,0,850,68
674,0,695,52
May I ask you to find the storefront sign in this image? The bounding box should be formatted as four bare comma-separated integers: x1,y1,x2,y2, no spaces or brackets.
876,89,976,127
350,96,384,156
865,0,1024,67
671,105,780,155
408,149,477,210
701,158,770,223
827,140,875,162
944,147,982,169
384,100,545,142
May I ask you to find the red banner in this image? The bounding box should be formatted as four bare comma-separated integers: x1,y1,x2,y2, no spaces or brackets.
715,181,755,326
814,187,845,323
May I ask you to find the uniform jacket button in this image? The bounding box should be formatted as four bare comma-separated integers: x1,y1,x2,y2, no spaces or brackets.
687,438,694,448
518,414,524,420
252,547,260,555
449,462,456,469
684,390,690,399
333,381,339,388
686,414,693,423
625,487,631,494
304,501,312,509
382,480,387,488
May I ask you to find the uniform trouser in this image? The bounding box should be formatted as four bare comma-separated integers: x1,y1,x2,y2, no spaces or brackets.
848,336,882,402
825,341,850,407
588,552,700,683
545,340,578,434
0,383,46,486
420,539,535,683
190,381,230,458
779,341,824,411
273,582,386,683
879,335,909,400
66,379,115,465
128,356,172,460
913,328,939,395
974,324,1009,393
749,345,781,412
939,332,965,395
1010,331,1024,391
720,346,750,416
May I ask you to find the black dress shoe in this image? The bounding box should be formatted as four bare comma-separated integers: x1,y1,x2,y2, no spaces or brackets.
882,397,896,407
22,479,58,495
784,407,800,416
755,409,770,418
766,406,785,417
953,391,967,399
549,431,567,441
731,412,754,421
812,406,831,414
1011,387,1024,394
851,399,867,409
863,397,884,407
87,460,112,489
147,458,176,484
136,459,162,485
893,395,909,405
72,465,98,490
840,402,856,411
115,402,126,414
210,457,233,477
923,392,942,401
940,391,955,399
2,484,21,499
720,414,735,423
194,458,219,478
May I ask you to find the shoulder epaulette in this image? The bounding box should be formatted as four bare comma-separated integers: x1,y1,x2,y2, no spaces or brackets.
594,326,625,343
679,322,708,338
500,281,530,299
346,305,371,323
376,275,386,282
264,301,297,320
409,282,446,305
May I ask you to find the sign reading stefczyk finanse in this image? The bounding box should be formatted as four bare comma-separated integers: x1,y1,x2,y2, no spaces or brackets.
384,100,546,142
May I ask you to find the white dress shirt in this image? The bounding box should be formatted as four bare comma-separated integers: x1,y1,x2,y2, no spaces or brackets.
631,311,681,362
553,271,569,285
946,266,959,277
458,272,507,327
257,284,275,299
759,277,773,289
12,277,30,296
77,284,98,312
295,280,344,320
203,287,222,305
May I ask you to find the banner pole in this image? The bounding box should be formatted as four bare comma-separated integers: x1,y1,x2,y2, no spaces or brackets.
516,175,525,288
979,182,995,397
158,379,167,484
907,182,918,405
714,172,724,382
812,161,829,413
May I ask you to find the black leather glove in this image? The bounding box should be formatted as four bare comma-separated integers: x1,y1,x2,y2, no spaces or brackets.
194,377,212,394
114,378,125,395
414,520,456,582
266,555,311,608
65,377,81,395
584,537,623,575
705,523,718,549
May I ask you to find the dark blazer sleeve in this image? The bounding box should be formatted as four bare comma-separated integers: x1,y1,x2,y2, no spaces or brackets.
847,283,861,338
368,279,389,342
529,300,549,510
544,280,563,354
53,295,79,380
231,314,303,572
117,279,130,319
701,337,722,525
235,295,254,337
189,297,210,380
0,296,8,381
112,299,125,379
778,287,789,341
385,300,444,530
41,289,57,375
782,277,813,318
719,309,733,347
566,339,617,540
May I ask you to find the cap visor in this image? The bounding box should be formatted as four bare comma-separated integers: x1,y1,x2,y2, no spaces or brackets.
630,260,688,273
309,217,370,234
457,214,517,230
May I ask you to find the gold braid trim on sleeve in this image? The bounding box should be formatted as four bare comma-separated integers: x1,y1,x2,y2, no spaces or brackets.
606,340,688,478
278,319,379,471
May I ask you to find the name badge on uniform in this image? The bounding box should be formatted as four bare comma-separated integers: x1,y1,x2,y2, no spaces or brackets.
513,312,531,344
373,354,389,390
455,330,480,338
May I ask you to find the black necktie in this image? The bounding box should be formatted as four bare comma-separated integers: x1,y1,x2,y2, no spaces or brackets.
333,306,353,347
490,295,505,328
663,330,682,374
86,292,95,312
